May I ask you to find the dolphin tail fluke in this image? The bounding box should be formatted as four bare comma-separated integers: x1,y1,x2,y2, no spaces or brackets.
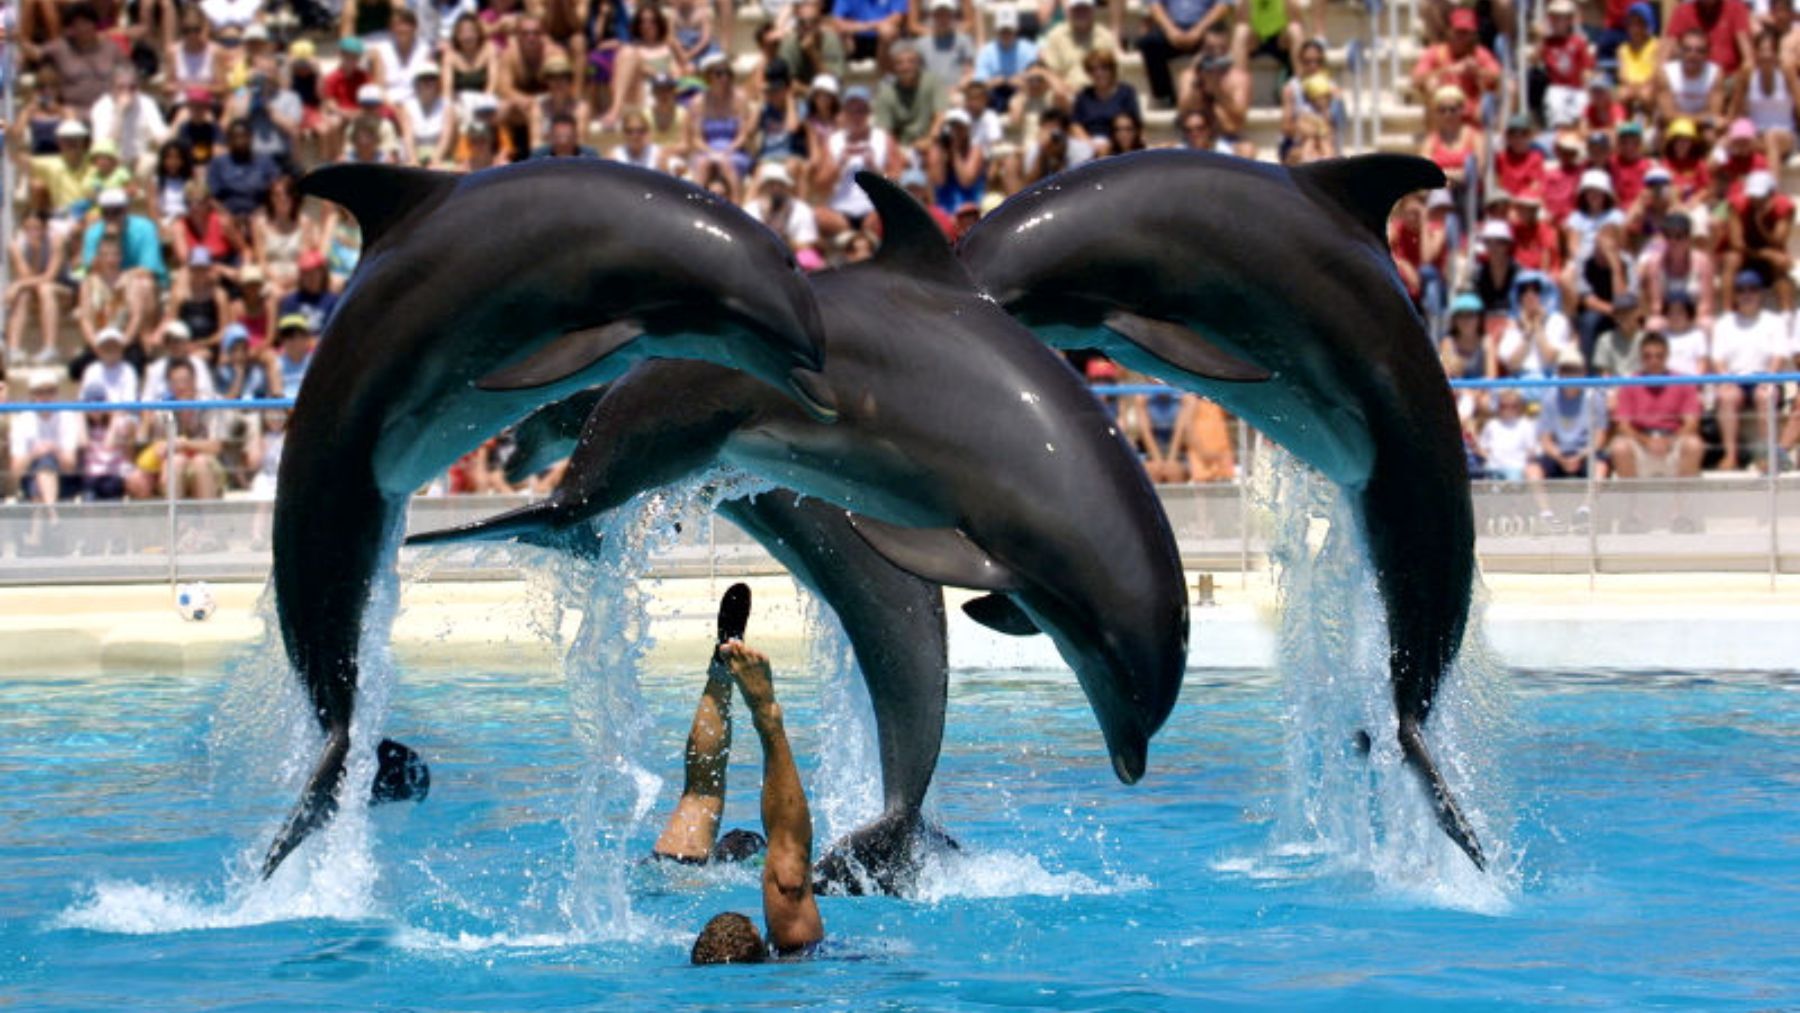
404,502,565,548
814,809,959,896
1397,717,1487,871
262,727,350,878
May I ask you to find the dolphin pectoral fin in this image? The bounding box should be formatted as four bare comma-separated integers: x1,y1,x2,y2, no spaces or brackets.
844,513,1020,592
475,321,646,392
1397,717,1488,871
961,592,1042,636
405,500,566,547
1292,155,1447,244
1101,311,1272,383
370,738,430,804
262,727,350,878
298,163,459,250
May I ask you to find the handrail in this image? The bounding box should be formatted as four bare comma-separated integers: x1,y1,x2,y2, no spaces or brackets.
1092,372,1800,395
0,397,297,414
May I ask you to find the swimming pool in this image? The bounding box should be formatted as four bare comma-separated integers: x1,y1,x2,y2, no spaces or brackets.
3,647,1796,1009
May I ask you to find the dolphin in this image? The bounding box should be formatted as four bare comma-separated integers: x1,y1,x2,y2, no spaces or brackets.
500,396,954,895
262,159,828,878
410,173,1189,810
957,150,1486,869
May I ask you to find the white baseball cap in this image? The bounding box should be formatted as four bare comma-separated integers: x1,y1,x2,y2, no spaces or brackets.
810,73,840,95
993,3,1021,29
95,326,125,346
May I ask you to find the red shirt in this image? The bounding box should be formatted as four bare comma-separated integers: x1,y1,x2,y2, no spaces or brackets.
1604,0,1633,28
1729,190,1796,240
322,66,371,112
1543,162,1583,220
1610,152,1651,207
1665,0,1752,75
1496,146,1547,197
1539,32,1595,86
1413,44,1502,120
1617,380,1700,434
1511,218,1562,272
1583,99,1627,132
1389,219,1423,297
1718,150,1770,197
1665,152,1712,201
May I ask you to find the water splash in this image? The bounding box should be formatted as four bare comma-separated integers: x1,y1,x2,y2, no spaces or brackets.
1235,449,1518,912
798,587,883,845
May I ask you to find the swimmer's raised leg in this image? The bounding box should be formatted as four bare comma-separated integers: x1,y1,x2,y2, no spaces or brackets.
651,660,733,863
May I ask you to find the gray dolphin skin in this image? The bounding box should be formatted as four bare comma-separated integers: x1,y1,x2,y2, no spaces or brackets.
958,150,1486,869
262,159,828,878
410,173,1190,816
502,395,954,894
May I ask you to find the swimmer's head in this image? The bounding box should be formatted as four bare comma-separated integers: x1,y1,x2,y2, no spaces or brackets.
711,828,767,864
691,911,767,965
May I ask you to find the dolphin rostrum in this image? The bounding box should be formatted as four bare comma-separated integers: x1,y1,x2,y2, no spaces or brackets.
958,150,1486,869
410,172,1190,819
262,159,828,877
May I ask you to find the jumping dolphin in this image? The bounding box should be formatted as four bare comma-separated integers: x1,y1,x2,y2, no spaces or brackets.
262,160,828,878
500,397,953,894
957,150,1486,869
410,173,1189,807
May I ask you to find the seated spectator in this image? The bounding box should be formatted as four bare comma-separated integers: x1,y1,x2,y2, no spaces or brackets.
1664,0,1753,78
228,54,303,167
270,314,317,395
1025,107,1096,180
1237,0,1310,77
1728,29,1798,164
918,0,977,104
1575,223,1633,365
1593,292,1647,375
668,0,717,69
1176,30,1254,159
90,66,171,173
877,43,946,152
1390,190,1432,313
1709,270,1788,470
140,359,229,501
749,59,804,174
79,383,139,502
172,87,226,165
1441,292,1497,380
1495,115,1547,197
278,250,338,333
1526,347,1610,524
1639,211,1717,324
497,15,570,146
1421,85,1485,194
38,3,122,111
1173,395,1236,482
1109,111,1148,155
1411,8,1501,123
975,4,1037,111
373,9,438,109
1511,195,1564,274
1138,0,1230,109
831,0,909,72
1535,0,1595,126
143,321,219,400
606,6,677,126
1657,29,1726,123
1499,273,1576,377
1279,40,1342,159
687,54,752,181
1624,164,1679,248
958,81,1007,153
1117,378,1186,482
214,324,273,399
611,110,665,169
1660,290,1710,374
1608,332,1705,479
1009,61,1071,141
779,0,848,87
814,85,900,237
400,67,458,167
78,327,141,403
1617,2,1662,112
531,113,602,158
744,162,822,263
1714,118,1769,195
323,38,374,117
648,74,694,162
1542,130,1585,220
149,141,198,227
1723,169,1794,310
927,108,986,212
898,166,960,237
1610,122,1652,208
527,55,588,151
243,408,287,499
172,181,245,269
78,189,164,332
1072,49,1139,151
75,236,136,357
1661,118,1713,202
13,118,93,220
169,248,230,349
8,211,70,366
1474,218,1522,312
1041,0,1119,94
11,370,83,504
1478,389,1539,480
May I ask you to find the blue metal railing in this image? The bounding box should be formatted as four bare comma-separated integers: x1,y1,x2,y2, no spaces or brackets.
0,397,296,414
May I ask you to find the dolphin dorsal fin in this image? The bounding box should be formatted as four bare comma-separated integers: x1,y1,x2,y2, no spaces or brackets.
1292,155,1446,246
855,171,972,288
299,164,459,249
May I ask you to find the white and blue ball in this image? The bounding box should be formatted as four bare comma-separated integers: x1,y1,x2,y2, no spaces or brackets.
175,582,217,622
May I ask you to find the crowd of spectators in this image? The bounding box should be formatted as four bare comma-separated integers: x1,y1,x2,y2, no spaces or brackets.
1,0,1796,513
1395,0,1800,503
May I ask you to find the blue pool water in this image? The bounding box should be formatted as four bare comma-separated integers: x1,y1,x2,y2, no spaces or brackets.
3,650,1797,1009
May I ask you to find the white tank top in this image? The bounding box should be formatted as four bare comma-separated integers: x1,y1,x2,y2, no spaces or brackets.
1663,61,1719,116
1746,66,1794,133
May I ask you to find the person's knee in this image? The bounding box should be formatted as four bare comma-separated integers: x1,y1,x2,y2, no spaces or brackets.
1719,384,1744,408
1755,385,1776,409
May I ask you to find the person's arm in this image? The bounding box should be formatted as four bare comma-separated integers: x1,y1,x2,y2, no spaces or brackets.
339,0,360,39
652,661,734,860
720,643,823,955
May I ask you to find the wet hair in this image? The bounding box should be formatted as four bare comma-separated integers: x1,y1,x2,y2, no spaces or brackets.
710,828,767,863
691,912,767,965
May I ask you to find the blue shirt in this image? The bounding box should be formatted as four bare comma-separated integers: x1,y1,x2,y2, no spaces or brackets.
206,151,282,217
1159,0,1221,28
80,214,167,287
975,37,1039,82
834,0,908,27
